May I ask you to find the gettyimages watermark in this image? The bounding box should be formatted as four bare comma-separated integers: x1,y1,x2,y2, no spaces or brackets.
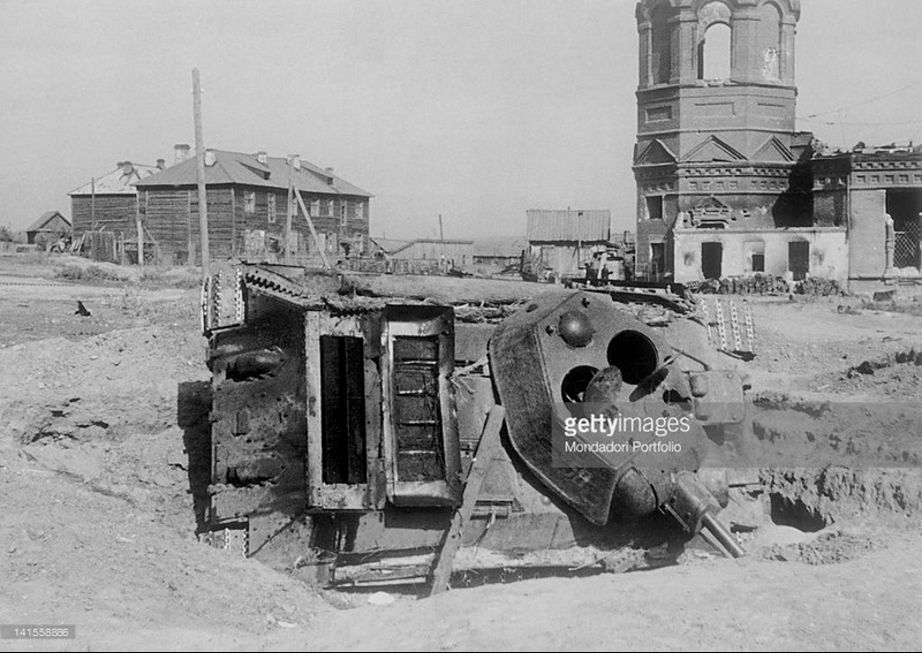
561,411,691,453
551,403,695,469
550,401,922,470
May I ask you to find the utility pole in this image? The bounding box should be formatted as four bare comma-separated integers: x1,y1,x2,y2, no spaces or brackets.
193,68,210,276
136,200,144,267
285,157,295,262
438,214,444,241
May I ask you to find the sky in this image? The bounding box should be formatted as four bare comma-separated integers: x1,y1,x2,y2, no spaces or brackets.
2,0,922,238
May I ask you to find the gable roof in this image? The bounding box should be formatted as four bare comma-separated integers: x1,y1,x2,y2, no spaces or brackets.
682,136,747,163
374,238,473,256
472,236,528,258
526,209,611,242
634,139,678,166
753,136,795,162
694,195,731,211
368,237,409,253
27,211,71,232
133,150,372,197
69,162,163,196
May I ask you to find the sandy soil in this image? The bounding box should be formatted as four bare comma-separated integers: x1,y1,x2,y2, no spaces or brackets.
2,254,921,651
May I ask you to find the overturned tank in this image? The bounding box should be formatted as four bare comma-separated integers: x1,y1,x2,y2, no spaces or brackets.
198,264,753,589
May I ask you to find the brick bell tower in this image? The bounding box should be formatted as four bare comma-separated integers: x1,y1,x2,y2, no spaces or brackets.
633,0,810,281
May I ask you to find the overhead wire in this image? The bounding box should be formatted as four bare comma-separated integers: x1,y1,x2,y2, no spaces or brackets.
798,79,922,120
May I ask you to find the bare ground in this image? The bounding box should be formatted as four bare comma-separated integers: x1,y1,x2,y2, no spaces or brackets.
2,254,922,651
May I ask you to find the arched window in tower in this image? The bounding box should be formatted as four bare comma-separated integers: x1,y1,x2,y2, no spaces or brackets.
697,1,732,81
757,2,782,81
651,7,672,84
699,23,731,80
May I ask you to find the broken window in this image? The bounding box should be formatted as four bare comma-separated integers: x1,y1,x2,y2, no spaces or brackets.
887,190,922,269
646,195,664,221
651,7,672,84
745,241,765,273
757,3,782,81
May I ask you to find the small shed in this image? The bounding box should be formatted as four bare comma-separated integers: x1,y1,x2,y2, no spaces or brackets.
26,211,71,245
369,237,473,274
472,237,528,268
525,209,612,276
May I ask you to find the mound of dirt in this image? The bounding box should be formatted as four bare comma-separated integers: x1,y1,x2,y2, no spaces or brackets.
820,349,922,396
746,394,922,468
764,467,922,524
0,458,331,650
0,326,206,442
760,529,883,565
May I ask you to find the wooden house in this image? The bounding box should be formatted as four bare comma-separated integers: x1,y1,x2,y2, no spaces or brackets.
26,211,71,246
133,149,373,264
69,161,164,239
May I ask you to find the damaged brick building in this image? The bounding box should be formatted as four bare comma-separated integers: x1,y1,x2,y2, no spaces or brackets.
632,0,922,289
812,145,922,292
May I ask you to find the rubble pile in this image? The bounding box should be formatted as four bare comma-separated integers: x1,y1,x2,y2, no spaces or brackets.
846,349,922,377
688,275,846,296
795,277,847,297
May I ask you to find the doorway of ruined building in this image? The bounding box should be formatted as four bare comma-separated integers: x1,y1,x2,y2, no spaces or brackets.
701,242,722,280
788,241,810,281
886,189,922,269
649,242,666,281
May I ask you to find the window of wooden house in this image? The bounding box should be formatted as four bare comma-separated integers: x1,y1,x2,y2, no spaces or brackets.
356,201,365,221
267,193,277,224
310,198,320,216
244,191,256,214
322,199,333,217
341,201,348,226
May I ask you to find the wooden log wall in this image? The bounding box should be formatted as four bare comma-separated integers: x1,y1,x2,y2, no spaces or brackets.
71,195,137,237
140,185,371,263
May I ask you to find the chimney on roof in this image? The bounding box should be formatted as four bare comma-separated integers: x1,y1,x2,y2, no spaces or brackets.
205,149,216,167
324,166,334,185
289,154,301,171
156,158,165,170
174,143,191,164
118,161,133,175
256,151,268,165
